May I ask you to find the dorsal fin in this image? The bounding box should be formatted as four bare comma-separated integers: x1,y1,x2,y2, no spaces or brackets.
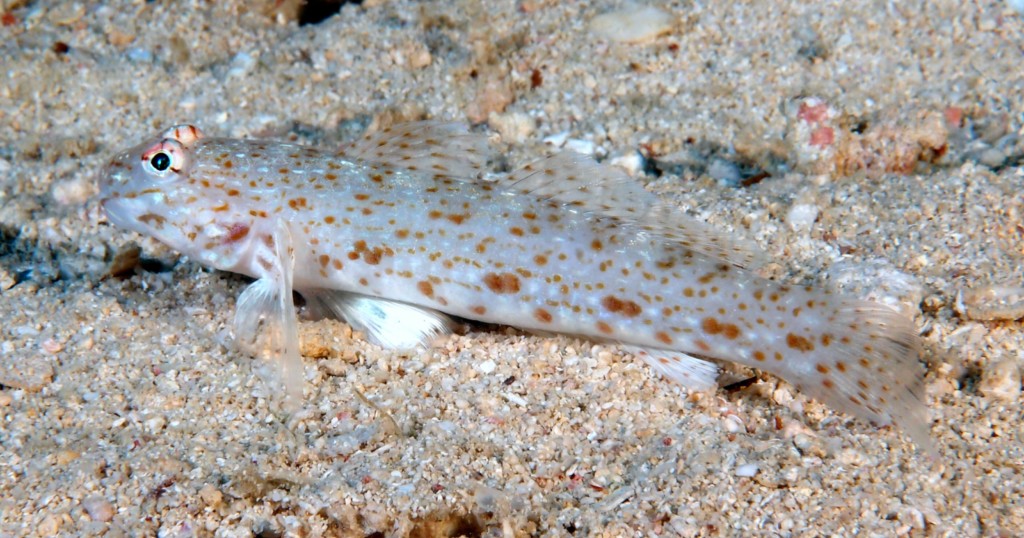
343,122,763,268
501,152,765,268
341,121,491,179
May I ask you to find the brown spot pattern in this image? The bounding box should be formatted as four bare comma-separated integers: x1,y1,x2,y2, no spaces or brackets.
483,272,521,294
225,223,249,243
602,296,642,317
700,317,741,339
534,308,553,323
786,333,815,352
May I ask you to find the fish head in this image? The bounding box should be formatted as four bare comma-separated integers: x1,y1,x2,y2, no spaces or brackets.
98,125,256,271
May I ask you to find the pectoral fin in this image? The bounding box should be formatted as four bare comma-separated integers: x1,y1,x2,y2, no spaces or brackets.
233,221,304,408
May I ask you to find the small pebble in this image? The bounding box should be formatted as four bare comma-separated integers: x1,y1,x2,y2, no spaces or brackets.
55,450,79,465
477,359,497,374
734,463,759,477
466,73,513,124
51,175,95,206
957,285,1024,321
978,358,1021,401
0,268,14,291
321,358,348,376
590,6,674,43
126,47,154,63
48,2,84,25
607,150,645,176
564,138,598,156
837,447,869,466
786,204,820,232
977,147,1006,168
82,496,115,523
144,415,167,433
722,414,744,433
406,46,431,69
38,514,62,536
543,131,570,147
0,355,54,391
227,52,256,78
488,111,534,144
707,158,741,186
198,484,224,508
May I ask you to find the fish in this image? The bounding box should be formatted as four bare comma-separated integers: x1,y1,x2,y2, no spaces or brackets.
97,121,931,449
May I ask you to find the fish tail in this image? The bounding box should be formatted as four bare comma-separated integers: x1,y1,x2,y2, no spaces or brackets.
768,300,933,452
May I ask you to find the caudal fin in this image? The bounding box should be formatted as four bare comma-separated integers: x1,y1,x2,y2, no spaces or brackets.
781,301,932,452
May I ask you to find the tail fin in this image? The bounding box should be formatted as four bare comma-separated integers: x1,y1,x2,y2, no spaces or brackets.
782,300,932,452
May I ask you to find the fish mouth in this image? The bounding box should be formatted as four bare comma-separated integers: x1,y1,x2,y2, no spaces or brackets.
99,197,138,231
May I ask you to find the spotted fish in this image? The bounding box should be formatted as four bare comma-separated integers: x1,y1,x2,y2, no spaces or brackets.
97,122,930,449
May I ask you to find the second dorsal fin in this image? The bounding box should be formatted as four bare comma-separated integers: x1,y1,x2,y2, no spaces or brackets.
343,122,763,268
501,152,765,269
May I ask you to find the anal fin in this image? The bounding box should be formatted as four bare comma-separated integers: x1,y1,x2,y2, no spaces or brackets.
304,289,453,350
624,346,720,391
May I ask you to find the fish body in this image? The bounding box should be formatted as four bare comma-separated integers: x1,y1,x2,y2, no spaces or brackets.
98,122,930,448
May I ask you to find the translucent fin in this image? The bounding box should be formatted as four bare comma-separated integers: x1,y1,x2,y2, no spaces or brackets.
344,123,760,267
304,289,452,350
502,152,765,268
781,301,933,454
340,121,492,179
624,346,720,391
233,220,304,409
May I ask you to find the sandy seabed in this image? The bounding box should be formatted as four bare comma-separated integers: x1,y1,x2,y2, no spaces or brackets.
1,0,1022,536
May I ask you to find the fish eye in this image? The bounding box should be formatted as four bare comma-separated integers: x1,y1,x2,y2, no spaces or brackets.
150,152,171,171
141,139,187,177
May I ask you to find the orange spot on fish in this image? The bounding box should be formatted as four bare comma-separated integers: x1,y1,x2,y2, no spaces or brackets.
786,333,815,352
534,308,553,323
225,223,249,243
701,317,740,339
601,296,642,317
483,272,521,294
